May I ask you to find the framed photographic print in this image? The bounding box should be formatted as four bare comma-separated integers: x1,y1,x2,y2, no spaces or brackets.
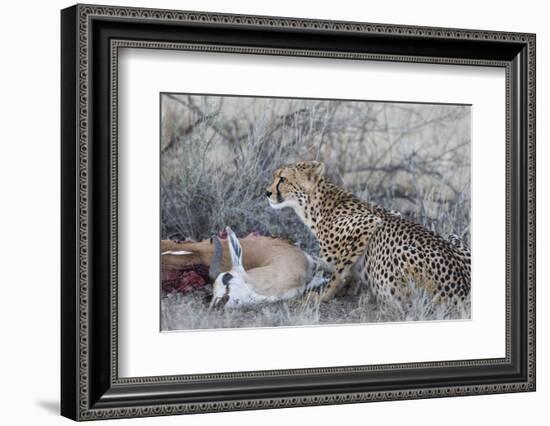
61,3,536,421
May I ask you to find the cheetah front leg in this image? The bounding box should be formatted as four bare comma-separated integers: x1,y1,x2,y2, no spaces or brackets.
321,253,363,302
320,215,383,302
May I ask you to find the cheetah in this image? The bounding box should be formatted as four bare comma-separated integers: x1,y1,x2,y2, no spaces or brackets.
265,161,471,307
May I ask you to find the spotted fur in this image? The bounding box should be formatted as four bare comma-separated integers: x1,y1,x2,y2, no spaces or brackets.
266,161,471,307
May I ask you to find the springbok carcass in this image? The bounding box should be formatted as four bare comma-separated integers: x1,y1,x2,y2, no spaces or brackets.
160,229,327,308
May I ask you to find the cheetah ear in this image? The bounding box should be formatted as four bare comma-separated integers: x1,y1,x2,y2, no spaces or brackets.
306,161,325,180
312,161,325,176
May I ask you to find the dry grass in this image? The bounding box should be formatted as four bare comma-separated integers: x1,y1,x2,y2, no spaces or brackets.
161,280,471,331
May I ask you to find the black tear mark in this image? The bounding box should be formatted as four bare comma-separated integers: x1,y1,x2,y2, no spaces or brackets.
276,176,285,203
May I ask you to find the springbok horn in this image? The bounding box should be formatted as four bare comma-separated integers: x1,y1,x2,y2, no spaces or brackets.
208,235,223,281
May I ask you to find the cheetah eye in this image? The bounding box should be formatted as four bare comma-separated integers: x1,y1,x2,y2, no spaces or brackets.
279,176,286,182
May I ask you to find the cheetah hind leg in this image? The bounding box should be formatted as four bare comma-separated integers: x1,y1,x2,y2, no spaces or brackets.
347,261,368,297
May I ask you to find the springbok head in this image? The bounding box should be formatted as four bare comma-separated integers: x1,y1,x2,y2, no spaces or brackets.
209,227,255,309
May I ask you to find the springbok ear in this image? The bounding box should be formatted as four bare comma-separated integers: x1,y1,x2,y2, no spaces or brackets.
208,235,223,281
226,226,244,271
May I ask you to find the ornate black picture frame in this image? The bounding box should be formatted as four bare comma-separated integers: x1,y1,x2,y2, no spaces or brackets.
61,3,536,421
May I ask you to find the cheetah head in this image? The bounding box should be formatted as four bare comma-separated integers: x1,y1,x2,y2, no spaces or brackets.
266,161,325,210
